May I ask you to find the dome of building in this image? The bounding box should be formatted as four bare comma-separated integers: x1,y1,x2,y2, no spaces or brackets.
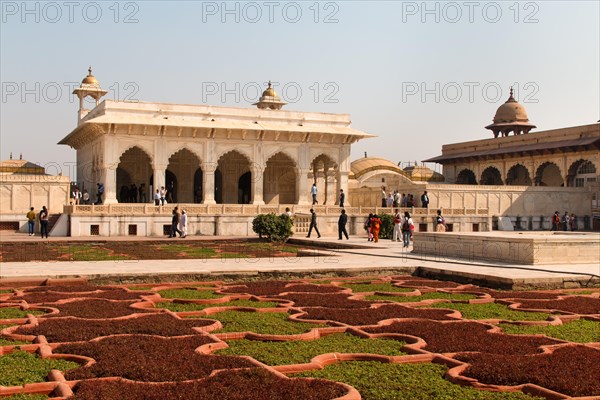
262,81,277,98
350,157,403,179
492,89,530,123
81,67,99,85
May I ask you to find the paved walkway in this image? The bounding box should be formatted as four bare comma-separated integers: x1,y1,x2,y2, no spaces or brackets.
1,232,598,288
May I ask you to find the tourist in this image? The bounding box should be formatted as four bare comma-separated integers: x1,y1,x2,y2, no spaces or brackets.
421,191,429,208
26,207,36,236
139,183,146,203
371,214,381,243
169,207,183,238
551,211,560,231
393,191,399,208
72,187,82,205
386,192,394,208
311,183,318,205
392,209,402,242
338,209,349,240
436,209,446,232
130,183,138,203
401,211,414,248
339,189,345,207
306,208,321,238
160,186,166,206
179,210,187,238
401,193,407,207
381,187,386,207
167,181,175,203
284,207,293,217
120,185,129,203
154,189,161,206
39,206,49,239
82,189,90,205
562,211,570,232
96,183,104,204
570,213,577,231
364,213,373,242
407,194,414,208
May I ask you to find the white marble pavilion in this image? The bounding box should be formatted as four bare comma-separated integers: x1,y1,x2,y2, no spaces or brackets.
59,69,375,206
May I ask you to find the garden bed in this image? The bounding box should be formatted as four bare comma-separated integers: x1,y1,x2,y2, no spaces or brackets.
510,296,600,314
42,300,152,319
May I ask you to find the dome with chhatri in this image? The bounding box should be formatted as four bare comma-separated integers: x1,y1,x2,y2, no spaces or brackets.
81,66,99,85
492,88,530,123
253,81,287,110
485,88,536,138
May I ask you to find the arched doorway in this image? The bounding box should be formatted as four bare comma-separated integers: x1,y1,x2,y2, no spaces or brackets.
567,159,597,187
166,149,202,203
238,172,251,204
264,152,297,204
216,150,251,204
506,164,532,185
193,168,203,203
456,169,477,184
480,167,503,185
535,162,563,186
116,147,152,203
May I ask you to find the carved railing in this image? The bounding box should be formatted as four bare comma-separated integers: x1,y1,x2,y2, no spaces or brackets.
63,204,490,217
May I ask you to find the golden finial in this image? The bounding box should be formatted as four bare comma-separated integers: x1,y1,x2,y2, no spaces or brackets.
88,66,93,76
9,152,12,160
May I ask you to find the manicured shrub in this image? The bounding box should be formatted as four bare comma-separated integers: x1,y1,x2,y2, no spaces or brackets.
252,213,293,243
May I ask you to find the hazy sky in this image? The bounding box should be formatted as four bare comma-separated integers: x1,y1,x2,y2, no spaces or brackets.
1,1,598,177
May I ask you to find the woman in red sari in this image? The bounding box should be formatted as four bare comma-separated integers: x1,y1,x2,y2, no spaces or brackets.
371,214,381,243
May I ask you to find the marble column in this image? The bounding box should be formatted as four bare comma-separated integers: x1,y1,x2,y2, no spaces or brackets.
202,162,216,204
152,165,166,202
296,168,310,205
325,167,336,205
103,166,118,204
250,164,265,205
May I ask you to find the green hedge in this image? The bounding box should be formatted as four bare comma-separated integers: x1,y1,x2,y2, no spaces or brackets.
252,214,294,243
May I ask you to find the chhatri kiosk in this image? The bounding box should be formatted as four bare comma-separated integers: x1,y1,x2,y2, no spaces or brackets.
59,69,374,236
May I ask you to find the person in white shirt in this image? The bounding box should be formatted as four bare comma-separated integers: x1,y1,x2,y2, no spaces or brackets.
179,210,187,238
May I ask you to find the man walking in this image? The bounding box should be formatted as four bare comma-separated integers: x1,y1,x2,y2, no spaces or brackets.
311,183,318,205
26,207,36,236
338,209,349,240
169,207,183,238
562,211,570,232
339,189,345,207
392,209,402,242
96,183,104,204
306,208,321,238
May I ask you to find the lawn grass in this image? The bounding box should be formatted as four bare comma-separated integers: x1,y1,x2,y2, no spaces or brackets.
0,351,80,387
423,302,550,321
157,244,217,258
54,245,131,261
3,394,48,400
367,292,477,303
155,299,280,312
0,324,29,346
157,288,223,300
219,252,250,259
292,361,544,400
342,283,413,293
0,289,13,294
499,319,600,343
217,333,406,365
0,308,45,319
197,310,322,335
246,242,299,253
563,290,599,295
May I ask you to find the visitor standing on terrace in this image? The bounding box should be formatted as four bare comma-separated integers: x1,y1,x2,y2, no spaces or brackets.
339,189,345,207
421,191,429,208
436,209,446,232
39,206,49,239
311,183,318,205
392,209,402,242
401,211,414,248
26,207,36,236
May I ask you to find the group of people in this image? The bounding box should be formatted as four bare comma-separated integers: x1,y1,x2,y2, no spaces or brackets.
551,211,577,231
169,207,188,238
381,188,430,209
71,184,104,205
154,186,170,206
25,206,49,238
119,183,147,203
